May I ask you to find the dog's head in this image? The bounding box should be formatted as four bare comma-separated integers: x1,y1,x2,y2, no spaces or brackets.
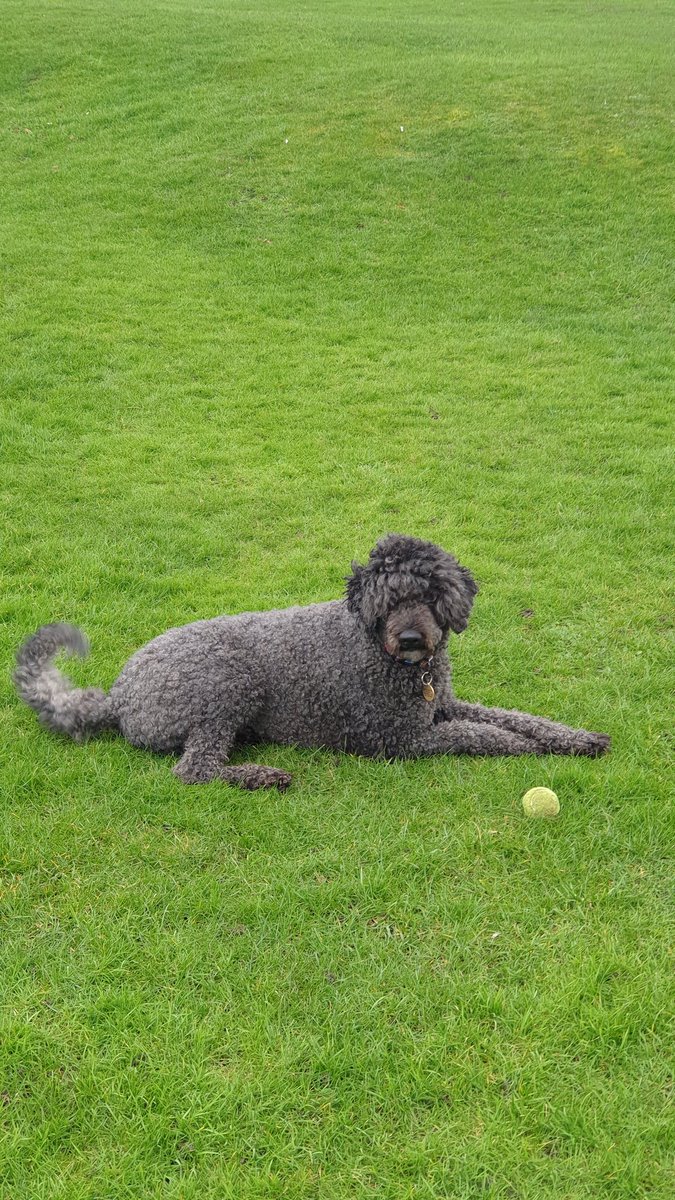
345,534,478,663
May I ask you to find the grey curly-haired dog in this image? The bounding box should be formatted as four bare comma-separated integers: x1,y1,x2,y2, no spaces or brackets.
14,534,610,790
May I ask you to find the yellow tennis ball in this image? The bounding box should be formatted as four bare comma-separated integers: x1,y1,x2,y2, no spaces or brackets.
522,787,560,818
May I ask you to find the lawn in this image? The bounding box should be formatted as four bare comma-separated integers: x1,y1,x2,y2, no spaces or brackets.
1,0,673,1196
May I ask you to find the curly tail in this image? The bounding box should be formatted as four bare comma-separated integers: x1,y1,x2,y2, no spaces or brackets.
14,623,115,741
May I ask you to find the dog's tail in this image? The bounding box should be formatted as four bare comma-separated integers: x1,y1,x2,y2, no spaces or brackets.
14,623,116,741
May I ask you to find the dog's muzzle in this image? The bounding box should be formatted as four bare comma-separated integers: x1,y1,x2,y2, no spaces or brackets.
396,629,428,662
398,629,426,652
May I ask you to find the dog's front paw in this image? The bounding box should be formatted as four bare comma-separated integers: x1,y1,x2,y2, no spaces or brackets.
580,732,611,758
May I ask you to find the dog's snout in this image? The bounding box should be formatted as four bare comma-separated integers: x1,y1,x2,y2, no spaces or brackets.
398,629,426,651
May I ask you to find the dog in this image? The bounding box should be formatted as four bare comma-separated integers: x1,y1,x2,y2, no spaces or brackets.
14,534,610,789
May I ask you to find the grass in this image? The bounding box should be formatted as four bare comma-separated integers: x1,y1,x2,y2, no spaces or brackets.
1,0,673,1195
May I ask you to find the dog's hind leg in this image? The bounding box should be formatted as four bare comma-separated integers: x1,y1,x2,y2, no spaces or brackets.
172,729,232,784
173,730,292,791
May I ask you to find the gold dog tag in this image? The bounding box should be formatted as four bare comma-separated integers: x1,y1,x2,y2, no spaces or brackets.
422,681,435,702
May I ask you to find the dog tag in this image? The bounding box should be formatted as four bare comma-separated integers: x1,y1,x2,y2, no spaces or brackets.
422,681,435,702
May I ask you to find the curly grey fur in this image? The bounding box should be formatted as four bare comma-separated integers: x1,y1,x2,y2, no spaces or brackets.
14,623,114,742
14,536,610,789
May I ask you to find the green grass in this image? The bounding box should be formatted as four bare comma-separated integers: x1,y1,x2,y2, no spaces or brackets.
1,0,673,1195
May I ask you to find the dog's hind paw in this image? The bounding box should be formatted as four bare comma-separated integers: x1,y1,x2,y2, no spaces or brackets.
221,764,293,791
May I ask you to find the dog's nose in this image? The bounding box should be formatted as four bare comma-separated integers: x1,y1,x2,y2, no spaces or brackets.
398,629,426,652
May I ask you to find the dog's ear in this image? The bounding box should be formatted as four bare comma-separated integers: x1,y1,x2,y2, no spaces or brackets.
345,562,364,614
433,561,479,634
345,560,387,627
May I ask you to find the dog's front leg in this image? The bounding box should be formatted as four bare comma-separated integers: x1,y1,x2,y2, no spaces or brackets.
414,720,543,758
443,701,610,758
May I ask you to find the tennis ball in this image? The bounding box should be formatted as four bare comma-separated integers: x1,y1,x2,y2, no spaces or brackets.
521,787,560,819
